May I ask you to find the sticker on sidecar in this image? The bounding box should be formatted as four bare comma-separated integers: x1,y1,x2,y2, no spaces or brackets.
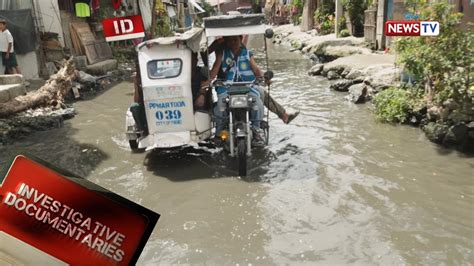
148,101,186,126
144,86,184,99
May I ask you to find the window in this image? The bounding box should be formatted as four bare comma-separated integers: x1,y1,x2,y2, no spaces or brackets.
147,59,182,79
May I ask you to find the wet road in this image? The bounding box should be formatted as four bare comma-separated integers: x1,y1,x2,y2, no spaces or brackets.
1,41,473,264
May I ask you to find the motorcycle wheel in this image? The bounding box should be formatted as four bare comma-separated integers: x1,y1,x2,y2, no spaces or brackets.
237,138,247,176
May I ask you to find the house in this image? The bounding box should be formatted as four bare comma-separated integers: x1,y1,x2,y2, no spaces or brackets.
0,0,63,79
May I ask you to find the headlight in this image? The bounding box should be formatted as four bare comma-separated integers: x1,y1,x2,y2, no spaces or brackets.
229,95,249,108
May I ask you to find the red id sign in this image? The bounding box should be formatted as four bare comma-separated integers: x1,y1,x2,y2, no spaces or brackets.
0,155,159,265
102,15,145,42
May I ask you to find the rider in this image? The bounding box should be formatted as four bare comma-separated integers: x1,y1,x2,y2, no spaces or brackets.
203,37,299,124
206,35,266,145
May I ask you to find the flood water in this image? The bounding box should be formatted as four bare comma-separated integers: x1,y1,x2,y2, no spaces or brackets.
1,39,473,265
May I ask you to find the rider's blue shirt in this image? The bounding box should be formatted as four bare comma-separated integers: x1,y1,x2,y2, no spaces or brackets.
216,46,260,97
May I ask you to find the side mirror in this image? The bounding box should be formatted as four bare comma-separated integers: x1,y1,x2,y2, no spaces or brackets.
265,28,274,39
263,70,274,80
200,67,210,80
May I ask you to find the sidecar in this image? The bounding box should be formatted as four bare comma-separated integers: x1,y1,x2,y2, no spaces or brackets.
125,28,212,151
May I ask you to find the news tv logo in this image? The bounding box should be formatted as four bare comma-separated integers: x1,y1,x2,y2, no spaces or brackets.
385,21,439,36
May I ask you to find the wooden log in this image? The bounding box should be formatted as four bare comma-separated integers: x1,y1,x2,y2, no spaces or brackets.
0,59,76,117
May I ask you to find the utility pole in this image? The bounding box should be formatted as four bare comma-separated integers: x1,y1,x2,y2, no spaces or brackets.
335,0,343,37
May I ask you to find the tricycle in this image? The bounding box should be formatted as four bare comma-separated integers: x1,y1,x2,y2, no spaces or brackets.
125,14,274,176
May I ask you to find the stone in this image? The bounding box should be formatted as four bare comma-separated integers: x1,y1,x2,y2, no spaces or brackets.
0,74,24,85
347,83,369,103
7,84,27,99
324,45,373,58
0,87,10,102
327,70,340,80
74,56,88,71
448,110,473,123
308,64,324,76
363,65,400,91
422,122,449,144
443,99,459,111
330,79,355,92
86,59,118,75
78,71,97,84
443,123,469,146
345,69,364,80
0,84,26,103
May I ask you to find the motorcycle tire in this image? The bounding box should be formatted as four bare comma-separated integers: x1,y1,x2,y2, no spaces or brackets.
237,138,247,176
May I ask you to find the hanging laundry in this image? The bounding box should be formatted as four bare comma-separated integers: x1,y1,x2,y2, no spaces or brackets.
75,2,91,17
112,0,122,10
91,0,100,13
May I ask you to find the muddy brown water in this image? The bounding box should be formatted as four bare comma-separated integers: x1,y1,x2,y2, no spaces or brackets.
1,40,473,265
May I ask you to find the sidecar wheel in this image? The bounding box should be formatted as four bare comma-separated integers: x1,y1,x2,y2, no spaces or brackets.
129,140,141,152
238,138,247,176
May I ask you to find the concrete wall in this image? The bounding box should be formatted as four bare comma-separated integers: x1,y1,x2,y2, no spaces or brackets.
37,0,64,46
0,52,39,79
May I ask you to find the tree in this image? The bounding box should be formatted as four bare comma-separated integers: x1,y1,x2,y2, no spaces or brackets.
301,0,317,31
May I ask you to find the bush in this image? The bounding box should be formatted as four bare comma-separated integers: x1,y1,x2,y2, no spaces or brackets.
343,0,367,36
395,0,473,111
373,87,415,123
338,29,350,37
314,1,335,34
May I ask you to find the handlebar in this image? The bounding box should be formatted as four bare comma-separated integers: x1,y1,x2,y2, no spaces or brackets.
210,78,265,87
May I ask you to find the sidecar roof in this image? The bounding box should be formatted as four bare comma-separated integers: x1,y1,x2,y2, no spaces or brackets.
203,14,266,37
136,27,204,53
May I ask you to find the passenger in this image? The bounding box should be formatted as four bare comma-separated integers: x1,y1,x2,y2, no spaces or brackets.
191,52,211,111
204,35,266,146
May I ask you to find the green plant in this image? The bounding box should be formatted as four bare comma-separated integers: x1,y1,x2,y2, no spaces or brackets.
395,0,473,111
343,0,367,36
201,0,215,16
338,29,350,37
373,87,415,123
314,1,336,34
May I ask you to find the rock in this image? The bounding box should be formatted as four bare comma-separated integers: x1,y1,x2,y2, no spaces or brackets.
345,69,364,80
341,68,350,78
0,84,27,103
74,56,88,71
443,99,459,111
422,122,449,144
78,71,97,84
330,79,355,92
0,74,24,85
308,64,324,76
308,54,319,63
347,83,370,103
448,110,473,123
443,123,469,146
51,107,76,120
324,45,373,58
327,70,340,80
86,59,118,75
363,66,400,91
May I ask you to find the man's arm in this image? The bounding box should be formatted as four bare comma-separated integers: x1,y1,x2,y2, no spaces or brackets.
5,42,12,58
209,50,223,81
249,56,263,78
